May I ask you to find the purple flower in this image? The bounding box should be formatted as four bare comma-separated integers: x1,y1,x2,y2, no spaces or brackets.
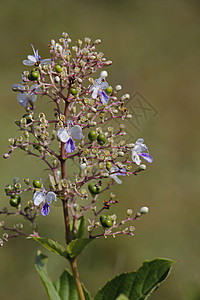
131,138,153,165
23,44,51,66
57,121,83,153
33,187,56,216
109,166,127,184
89,77,109,103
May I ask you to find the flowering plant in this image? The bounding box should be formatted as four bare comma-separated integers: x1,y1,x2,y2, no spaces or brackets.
1,33,174,300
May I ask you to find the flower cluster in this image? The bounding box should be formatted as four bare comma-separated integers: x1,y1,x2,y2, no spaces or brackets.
1,32,153,245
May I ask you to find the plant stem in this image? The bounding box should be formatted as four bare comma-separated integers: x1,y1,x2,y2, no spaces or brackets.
70,259,86,300
60,95,85,300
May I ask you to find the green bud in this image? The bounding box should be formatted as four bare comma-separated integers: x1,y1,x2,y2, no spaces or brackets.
100,215,113,228
88,182,102,195
10,195,21,208
88,130,97,142
105,86,113,94
70,87,78,95
33,180,42,188
55,65,62,73
97,133,107,145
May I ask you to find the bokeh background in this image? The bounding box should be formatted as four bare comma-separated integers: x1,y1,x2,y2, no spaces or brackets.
0,0,200,299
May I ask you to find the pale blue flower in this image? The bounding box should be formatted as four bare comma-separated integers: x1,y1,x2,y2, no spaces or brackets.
12,84,40,107
23,44,51,66
33,186,56,216
131,138,153,165
89,77,109,103
109,166,127,184
57,121,83,153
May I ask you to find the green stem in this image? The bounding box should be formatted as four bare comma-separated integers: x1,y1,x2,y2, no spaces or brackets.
70,259,86,300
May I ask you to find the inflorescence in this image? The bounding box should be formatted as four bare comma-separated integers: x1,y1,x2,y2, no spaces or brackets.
1,32,153,246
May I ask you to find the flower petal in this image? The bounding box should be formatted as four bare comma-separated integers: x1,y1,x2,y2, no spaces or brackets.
109,174,123,184
41,59,51,65
29,94,37,103
136,138,144,144
139,153,153,163
41,202,50,216
33,191,44,206
17,93,29,107
46,192,56,205
99,90,109,103
27,55,36,62
23,60,35,66
131,150,141,165
70,125,83,140
65,137,75,153
91,88,99,99
57,128,69,143
12,84,24,91
99,79,108,90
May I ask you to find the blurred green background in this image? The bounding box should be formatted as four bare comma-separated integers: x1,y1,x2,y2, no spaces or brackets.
0,0,200,299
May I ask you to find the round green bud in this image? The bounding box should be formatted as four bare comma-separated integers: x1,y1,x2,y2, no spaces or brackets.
100,215,113,228
97,133,107,145
55,65,62,73
88,183,102,195
106,161,112,171
70,88,78,95
33,180,42,188
10,195,21,208
31,70,40,80
105,86,113,94
88,131,97,142
28,73,33,81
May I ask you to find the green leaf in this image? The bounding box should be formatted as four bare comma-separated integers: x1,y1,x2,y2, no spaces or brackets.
94,258,175,300
115,294,129,300
67,238,92,259
35,251,61,300
70,216,85,239
33,237,68,258
54,269,91,300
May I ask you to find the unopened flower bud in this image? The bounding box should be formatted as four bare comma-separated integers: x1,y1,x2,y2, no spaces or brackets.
50,39,55,46
127,209,133,216
115,85,122,91
139,206,149,215
54,76,60,83
76,39,82,47
8,138,15,145
3,153,10,159
62,32,68,38
24,177,30,185
94,39,101,45
15,183,21,189
104,60,112,66
3,233,9,240
100,70,108,78
137,164,146,171
87,225,93,232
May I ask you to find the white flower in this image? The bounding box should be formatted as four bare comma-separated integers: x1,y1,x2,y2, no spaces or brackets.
33,187,56,216
57,121,83,153
131,138,153,165
109,165,126,184
12,84,41,107
89,77,109,103
23,44,51,66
